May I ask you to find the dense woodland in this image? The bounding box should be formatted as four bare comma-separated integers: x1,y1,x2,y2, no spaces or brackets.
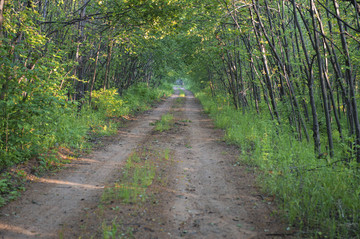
1,0,360,237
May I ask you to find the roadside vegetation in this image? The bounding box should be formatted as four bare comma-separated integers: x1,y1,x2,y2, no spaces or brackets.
195,89,360,238
1,0,178,206
0,83,172,207
178,0,360,237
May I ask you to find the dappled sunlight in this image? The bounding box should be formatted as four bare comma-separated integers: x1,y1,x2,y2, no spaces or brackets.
74,157,99,163
0,224,53,238
183,167,195,172
29,178,104,189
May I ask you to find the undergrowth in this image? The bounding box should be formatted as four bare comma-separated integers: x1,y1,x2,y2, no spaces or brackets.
0,83,173,207
196,90,360,238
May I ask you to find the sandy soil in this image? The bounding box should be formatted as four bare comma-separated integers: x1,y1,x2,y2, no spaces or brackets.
0,88,291,239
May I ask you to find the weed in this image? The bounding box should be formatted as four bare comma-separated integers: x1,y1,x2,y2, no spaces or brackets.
0,82,173,170
163,148,170,160
0,171,26,207
102,219,134,239
95,146,173,238
154,113,174,132
102,153,155,204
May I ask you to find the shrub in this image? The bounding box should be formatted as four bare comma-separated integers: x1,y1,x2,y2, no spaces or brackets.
91,88,128,117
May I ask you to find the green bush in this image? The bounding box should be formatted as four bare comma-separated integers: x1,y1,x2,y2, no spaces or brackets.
92,88,129,117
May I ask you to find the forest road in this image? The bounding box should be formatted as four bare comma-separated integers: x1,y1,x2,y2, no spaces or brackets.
0,87,289,239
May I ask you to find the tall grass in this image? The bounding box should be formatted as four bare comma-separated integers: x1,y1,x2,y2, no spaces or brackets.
196,91,360,238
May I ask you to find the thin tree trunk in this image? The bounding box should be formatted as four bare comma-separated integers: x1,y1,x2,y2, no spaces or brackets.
312,2,344,140
89,40,101,104
292,0,321,155
333,0,360,161
311,0,334,157
254,0,309,141
0,0,4,38
250,6,280,124
103,38,114,90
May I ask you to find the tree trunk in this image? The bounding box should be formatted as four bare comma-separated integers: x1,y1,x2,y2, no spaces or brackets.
333,0,360,161
0,0,4,38
89,40,101,104
103,38,114,90
292,0,321,155
250,6,280,124
311,0,334,157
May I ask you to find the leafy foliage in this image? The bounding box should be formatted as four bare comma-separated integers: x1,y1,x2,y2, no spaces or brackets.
92,88,128,117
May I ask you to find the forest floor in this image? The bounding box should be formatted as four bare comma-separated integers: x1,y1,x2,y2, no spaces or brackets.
0,87,292,239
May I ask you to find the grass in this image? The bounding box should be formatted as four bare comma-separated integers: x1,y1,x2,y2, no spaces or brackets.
101,147,172,205
99,147,173,238
153,113,174,132
195,90,360,238
163,148,170,160
101,153,155,204
102,219,134,239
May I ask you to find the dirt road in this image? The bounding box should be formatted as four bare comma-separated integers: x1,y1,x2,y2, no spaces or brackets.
0,88,289,238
